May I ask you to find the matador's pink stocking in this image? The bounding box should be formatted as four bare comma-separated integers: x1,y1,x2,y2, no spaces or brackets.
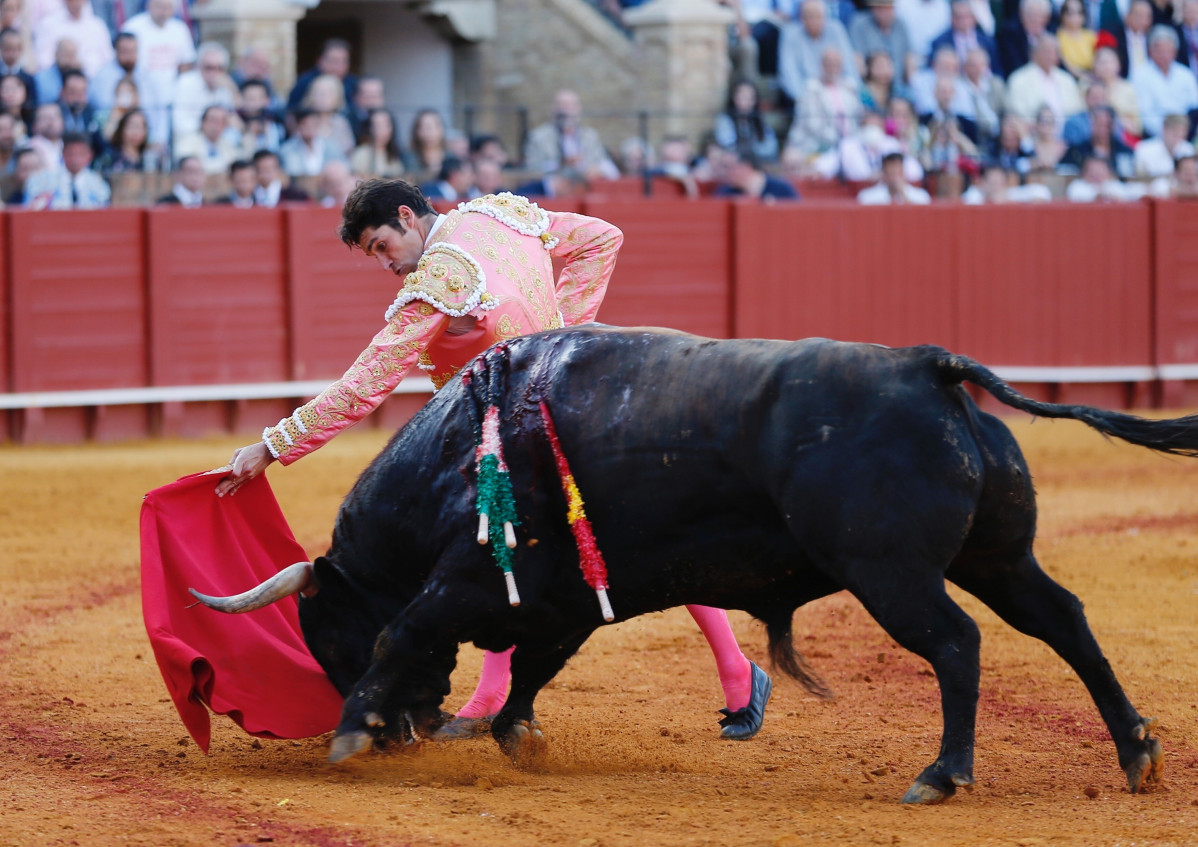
687,605,753,711
455,647,513,718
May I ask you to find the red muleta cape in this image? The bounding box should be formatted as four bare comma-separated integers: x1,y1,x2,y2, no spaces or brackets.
139,471,343,752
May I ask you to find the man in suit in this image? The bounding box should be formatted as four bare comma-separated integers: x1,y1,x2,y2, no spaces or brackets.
1104,0,1157,78
929,0,1003,75
420,155,476,203
251,149,310,207
24,131,110,209
523,89,618,179
997,0,1054,79
0,27,37,108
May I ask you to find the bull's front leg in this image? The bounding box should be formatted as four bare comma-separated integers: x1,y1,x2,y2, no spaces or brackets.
490,628,595,769
328,585,466,763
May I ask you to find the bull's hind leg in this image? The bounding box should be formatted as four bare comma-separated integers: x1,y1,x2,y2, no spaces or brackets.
948,551,1163,793
490,629,593,768
844,569,983,804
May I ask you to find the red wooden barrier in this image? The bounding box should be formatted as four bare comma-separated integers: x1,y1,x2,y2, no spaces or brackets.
582,198,733,338
146,207,292,436
733,203,959,347
1152,199,1198,406
8,209,148,442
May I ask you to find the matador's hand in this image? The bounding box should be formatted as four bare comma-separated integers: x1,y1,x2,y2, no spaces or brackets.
215,441,276,497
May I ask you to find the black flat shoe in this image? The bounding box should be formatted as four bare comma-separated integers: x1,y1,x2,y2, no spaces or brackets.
432,714,494,741
717,662,772,740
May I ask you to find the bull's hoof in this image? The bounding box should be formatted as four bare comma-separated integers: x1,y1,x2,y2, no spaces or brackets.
328,730,374,764
433,714,494,741
499,719,546,769
901,773,972,805
1125,717,1164,793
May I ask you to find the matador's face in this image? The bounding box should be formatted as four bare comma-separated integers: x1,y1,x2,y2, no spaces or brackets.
358,206,427,281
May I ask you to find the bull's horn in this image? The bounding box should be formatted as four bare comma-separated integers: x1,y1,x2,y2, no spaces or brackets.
189,562,313,613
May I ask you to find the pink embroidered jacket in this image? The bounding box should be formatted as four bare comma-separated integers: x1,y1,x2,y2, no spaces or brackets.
263,193,623,465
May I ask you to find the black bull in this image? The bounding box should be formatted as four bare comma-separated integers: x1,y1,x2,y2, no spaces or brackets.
193,326,1192,803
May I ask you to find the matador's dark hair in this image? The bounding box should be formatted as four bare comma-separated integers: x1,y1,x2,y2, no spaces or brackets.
338,178,435,249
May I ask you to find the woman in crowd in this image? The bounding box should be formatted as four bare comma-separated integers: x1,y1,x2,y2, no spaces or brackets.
1057,0,1097,77
859,51,910,115
885,97,927,165
713,78,779,163
302,73,356,159
989,113,1034,178
1061,105,1134,176
101,77,139,144
97,108,152,173
1027,105,1068,172
0,72,30,130
408,108,448,174
349,107,405,178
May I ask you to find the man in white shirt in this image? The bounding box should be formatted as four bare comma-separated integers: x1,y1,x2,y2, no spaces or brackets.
122,0,196,145
1006,34,1085,125
1134,113,1196,176
1066,154,1146,201
158,155,205,207
1131,25,1198,138
23,131,110,209
33,0,112,77
778,0,858,105
171,41,237,142
858,151,933,203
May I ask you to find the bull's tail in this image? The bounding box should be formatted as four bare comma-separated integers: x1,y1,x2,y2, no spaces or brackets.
765,613,834,700
934,349,1198,456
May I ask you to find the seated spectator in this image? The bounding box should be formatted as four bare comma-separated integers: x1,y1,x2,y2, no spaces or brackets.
849,0,916,86
923,78,981,182
99,77,138,144
473,156,505,196
287,37,356,112
713,147,799,201
998,0,1053,80
278,107,344,179
121,0,196,147
35,36,79,105
251,148,309,207
1066,154,1147,200
961,46,1003,143
857,149,932,202
1,71,31,129
407,107,447,175
1026,105,1068,171
911,48,978,120
317,159,357,208
714,78,780,162
172,42,238,143
523,88,619,179
234,80,283,157
27,100,63,172
1057,0,1097,77
471,133,509,168
1062,105,1135,175
895,0,950,65
0,27,37,109
301,72,356,159
961,162,1052,201
33,0,112,79
157,154,205,207
722,0,798,80
0,108,15,170
23,130,109,208
617,135,652,175
230,45,278,108
929,0,1002,76
1135,112,1196,175
349,107,404,178
6,145,43,204
1165,153,1198,197
174,104,237,175
96,107,151,173
1103,0,1156,80
421,154,475,202
346,73,384,140
515,166,589,199
988,112,1034,177
91,32,142,112
1008,37,1086,128
649,134,700,197
57,68,99,147
1064,80,1111,145
816,108,920,181
1093,46,1143,136
860,50,913,113
886,95,929,161
923,74,980,144
1131,25,1198,138
217,159,257,207
788,46,863,155
779,0,859,107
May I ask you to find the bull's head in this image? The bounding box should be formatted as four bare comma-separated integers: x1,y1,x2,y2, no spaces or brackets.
189,556,388,698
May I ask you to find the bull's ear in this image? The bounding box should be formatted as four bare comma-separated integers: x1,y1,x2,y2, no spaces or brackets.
311,556,345,594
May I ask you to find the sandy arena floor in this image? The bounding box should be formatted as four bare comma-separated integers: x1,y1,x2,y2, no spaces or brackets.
1,414,1196,846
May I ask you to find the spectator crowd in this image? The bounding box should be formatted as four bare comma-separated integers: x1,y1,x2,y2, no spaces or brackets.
1,0,1197,209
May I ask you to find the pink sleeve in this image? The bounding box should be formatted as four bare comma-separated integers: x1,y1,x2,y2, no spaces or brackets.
546,210,624,326
262,306,448,465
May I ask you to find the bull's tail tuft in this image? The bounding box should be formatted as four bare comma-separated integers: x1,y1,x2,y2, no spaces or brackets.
933,349,1198,457
766,614,834,700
